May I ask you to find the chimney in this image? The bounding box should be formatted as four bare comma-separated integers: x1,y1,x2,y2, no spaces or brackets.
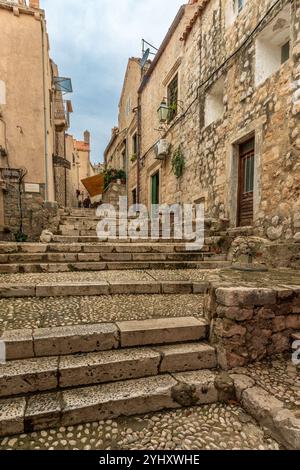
29,0,40,8
84,130,90,145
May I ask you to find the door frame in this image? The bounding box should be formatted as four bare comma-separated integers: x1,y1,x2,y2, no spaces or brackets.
226,120,263,228
237,138,255,227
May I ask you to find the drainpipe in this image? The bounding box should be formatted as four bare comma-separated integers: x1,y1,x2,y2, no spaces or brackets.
41,15,49,201
137,93,142,204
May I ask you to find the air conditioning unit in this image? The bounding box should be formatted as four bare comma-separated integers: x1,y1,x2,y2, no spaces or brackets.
155,139,170,160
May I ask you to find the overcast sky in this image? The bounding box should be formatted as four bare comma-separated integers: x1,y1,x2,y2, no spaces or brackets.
40,0,184,163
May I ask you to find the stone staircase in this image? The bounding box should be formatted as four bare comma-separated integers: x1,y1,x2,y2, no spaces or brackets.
0,208,230,273
0,317,222,436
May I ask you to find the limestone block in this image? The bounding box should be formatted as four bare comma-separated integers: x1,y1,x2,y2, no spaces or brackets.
0,285,36,298
0,357,58,397
172,370,218,405
161,281,193,294
215,287,276,307
33,323,119,357
1,329,34,360
109,281,160,295
117,317,208,347
25,392,61,432
40,230,53,244
273,409,300,450
61,375,179,426
36,282,110,297
0,397,26,437
59,348,161,388
241,386,283,423
230,374,255,401
157,343,217,373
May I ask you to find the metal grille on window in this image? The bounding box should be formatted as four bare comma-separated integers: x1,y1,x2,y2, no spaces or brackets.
167,75,178,122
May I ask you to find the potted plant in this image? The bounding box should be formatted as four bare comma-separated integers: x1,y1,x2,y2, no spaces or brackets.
130,154,137,163
117,169,127,185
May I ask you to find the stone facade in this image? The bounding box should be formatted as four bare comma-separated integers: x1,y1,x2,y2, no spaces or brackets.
206,282,300,370
106,0,300,241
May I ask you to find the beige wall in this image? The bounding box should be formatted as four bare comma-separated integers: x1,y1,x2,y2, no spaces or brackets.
0,2,55,200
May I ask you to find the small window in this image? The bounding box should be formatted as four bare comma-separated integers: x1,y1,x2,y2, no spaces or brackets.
132,188,137,205
132,133,138,157
281,41,290,64
255,6,291,86
167,74,178,122
204,77,225,127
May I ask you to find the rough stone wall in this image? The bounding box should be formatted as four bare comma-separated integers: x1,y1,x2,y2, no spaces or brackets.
138,0,300,240
3,183,59,241
206,284,300,370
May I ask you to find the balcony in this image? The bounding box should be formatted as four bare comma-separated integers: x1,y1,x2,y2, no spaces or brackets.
54,99,72,131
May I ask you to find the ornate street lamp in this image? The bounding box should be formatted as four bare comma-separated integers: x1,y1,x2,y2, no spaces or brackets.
157,100,169,124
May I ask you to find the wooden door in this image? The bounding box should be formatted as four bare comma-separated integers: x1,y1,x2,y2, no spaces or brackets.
151,172,160,205
238,138,255,227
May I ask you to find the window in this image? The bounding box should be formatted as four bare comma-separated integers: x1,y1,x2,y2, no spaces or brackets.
255,5,291,86
281,41,290,64
167,74,178,122
204,77,225,127
132,188,137,206
132,133,138,157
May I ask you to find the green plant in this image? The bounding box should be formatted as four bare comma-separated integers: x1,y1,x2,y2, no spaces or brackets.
15,231,28,243
171,146,185,178
130,154,137,163
116,169,126,180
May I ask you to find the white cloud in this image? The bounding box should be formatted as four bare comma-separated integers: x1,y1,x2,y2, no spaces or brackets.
41,0,184,162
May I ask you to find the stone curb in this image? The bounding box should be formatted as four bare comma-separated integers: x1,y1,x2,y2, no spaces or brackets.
0,280,210,298
230,373,300,450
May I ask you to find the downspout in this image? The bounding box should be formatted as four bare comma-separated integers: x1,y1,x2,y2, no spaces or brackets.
137,93,142,204
41,15,49,201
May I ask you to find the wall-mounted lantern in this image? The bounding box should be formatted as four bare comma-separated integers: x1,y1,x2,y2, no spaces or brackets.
157,100,169,124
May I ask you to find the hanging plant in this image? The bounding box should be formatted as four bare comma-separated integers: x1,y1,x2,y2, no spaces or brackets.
171,146,185,178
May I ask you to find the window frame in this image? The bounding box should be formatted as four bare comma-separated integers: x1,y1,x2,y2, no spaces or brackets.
167,74,179,123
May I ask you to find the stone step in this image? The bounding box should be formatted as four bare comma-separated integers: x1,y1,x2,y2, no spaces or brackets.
0,280,210,298
0,243,212,255
1,317,208,360
51,235,225,245
0,252,225,264
0,259,229,274
0,370,220,435
52,235,191,243
0,343,216,398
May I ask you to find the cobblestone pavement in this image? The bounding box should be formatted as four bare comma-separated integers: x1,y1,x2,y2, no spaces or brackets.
0,269,213,285
0,404,281,451
233,354,300,410
0,294,204,332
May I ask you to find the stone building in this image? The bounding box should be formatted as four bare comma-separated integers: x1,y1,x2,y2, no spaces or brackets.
104,57,142,205
0,0,83,239
106,0,300,241
67,131,95,205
